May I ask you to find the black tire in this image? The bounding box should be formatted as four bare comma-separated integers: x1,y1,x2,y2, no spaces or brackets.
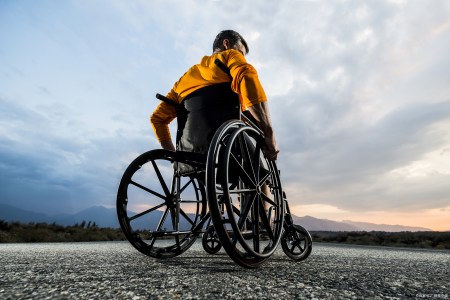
281,224,312,261
202,225,222,254
206,120,285,268
117,149,206,258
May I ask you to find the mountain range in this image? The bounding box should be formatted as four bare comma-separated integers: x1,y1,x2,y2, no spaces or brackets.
0,203,433,232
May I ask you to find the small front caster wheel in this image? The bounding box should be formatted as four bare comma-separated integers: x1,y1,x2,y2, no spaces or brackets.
202,225,222,254
281,224,312,261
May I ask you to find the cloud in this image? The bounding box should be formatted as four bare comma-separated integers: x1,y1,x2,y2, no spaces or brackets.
241,1,450,214
0,94,153,214
1,0,450,228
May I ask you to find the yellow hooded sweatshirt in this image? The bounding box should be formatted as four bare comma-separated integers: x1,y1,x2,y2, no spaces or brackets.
150,49,267,142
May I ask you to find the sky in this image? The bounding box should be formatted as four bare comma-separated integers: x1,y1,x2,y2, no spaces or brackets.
1,0,450,231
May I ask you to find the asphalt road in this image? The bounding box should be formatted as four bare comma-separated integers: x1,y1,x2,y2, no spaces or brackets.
0,241,449,299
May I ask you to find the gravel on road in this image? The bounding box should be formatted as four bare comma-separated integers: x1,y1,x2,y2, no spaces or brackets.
0,241,449,299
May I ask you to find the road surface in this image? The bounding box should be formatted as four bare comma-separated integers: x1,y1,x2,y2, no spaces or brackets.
0,241,449,299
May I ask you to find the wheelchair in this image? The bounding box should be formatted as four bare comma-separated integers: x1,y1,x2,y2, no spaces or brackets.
116,61,312,268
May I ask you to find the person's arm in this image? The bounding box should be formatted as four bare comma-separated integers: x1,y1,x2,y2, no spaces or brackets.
150,100,177,151
247,102,280,160
222,50,279,159
160,139,175,151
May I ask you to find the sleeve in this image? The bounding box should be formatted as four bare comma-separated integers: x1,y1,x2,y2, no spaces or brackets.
226,50,267,110
150,99,177,142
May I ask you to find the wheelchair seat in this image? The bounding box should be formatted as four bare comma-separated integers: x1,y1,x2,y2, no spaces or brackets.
175,82,240,175
176,82,240,154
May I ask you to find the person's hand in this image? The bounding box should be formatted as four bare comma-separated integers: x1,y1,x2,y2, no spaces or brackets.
263,135,279,161
246,103,279,160
161,139,176,152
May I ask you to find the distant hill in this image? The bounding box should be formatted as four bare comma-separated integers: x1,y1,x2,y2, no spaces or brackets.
0,203,433,231
0,203,52,223
292,215,361,231
0,204,118,228
342,220,432,232
0,204,203,230
53,206,120,228
290,215,432,232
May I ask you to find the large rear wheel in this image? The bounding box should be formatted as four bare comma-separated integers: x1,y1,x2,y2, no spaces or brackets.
207,121,285,268
117,150,206,258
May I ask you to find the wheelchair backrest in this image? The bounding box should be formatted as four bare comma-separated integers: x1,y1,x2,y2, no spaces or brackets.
176,82,240,155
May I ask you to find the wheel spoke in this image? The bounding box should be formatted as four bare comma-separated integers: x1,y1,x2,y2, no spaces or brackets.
237,192,257,231
130,180,166,200
151,159,170,196
258,196,274,240
179,178,194,194
229,188,256,194
156,207,170,232
257,169,274,187
147,208,170,249
169,206,177,231
290,243,296,253
239,132,257,180
260,191,277,207
128,202,165,221
250,134,262,183
180,199,202,203
252,192,260,252
229,181,239,190
179,208,195,226
230,151,255,186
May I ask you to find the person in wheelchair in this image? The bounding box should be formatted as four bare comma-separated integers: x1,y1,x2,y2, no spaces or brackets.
150,30,279,162
117,30,312,267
